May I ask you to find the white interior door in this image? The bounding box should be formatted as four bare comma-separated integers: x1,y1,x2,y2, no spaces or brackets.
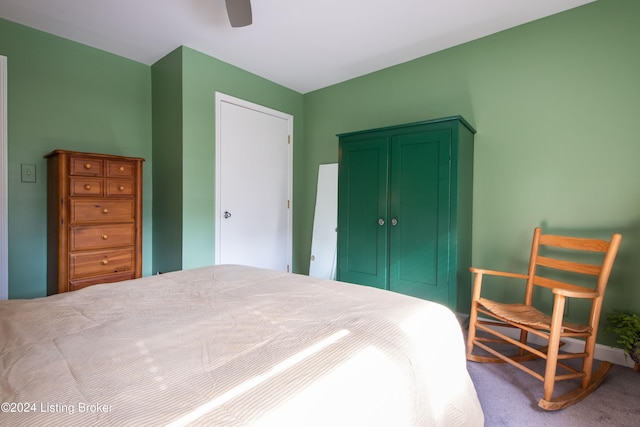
215,93,293,272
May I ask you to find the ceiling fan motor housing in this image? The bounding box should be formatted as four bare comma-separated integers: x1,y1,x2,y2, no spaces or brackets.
226,0,252,27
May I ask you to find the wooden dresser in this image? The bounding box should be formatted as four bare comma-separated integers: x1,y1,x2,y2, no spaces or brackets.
46,150,144,294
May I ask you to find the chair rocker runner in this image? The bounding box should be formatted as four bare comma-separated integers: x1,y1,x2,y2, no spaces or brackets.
466,227,622,410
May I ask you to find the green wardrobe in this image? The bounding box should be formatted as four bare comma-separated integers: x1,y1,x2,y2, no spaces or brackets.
337,116,475,313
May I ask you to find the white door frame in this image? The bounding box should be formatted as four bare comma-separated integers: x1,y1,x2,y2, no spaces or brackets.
1,56,8,299
214,92,293,269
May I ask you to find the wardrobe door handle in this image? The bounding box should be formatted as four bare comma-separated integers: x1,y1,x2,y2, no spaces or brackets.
378,218,385,226
391,218,398,226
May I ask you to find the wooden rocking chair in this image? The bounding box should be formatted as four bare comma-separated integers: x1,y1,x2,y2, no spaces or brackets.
466,227,622,410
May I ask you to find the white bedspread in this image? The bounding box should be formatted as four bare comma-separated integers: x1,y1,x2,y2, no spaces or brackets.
0,265,483,426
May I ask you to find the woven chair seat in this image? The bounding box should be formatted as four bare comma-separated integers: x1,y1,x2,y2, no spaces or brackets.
479,298,592,334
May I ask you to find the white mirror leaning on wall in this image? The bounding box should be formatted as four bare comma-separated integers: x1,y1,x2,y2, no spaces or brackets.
309,163,338,280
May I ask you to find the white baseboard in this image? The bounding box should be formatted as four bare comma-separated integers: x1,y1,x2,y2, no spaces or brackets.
459,314,636,369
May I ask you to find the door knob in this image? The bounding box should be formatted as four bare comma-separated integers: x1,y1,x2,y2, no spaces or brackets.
223,211,232,219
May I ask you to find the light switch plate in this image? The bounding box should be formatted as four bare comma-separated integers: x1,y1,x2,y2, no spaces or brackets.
21,164,36,183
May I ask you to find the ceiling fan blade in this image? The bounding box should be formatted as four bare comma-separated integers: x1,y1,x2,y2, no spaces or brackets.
225,0,253,27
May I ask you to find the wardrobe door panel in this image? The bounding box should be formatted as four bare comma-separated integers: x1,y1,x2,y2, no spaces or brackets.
389,130,451,304
337,137,389,289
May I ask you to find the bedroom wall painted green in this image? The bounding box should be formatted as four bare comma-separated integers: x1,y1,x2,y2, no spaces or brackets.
0,18,153,299
151,48,183,274
152,47,304,273
302,0,640,337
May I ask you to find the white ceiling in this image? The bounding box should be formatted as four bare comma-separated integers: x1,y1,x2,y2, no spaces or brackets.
0,0,594,94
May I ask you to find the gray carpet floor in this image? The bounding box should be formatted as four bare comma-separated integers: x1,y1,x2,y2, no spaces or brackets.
466,355,640,426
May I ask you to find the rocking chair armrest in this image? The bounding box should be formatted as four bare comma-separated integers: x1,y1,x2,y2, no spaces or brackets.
552,287,599,299
470,267,529,280
469,268,529,300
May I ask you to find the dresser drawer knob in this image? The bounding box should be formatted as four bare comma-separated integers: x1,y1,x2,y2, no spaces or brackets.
102,208,110,214
118,185,125,191
101,234,109,240
118,166,125,173
84,163,92,170
101,258,109,265
84,184,92,190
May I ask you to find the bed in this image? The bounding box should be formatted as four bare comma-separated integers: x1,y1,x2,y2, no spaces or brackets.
1,264,483,426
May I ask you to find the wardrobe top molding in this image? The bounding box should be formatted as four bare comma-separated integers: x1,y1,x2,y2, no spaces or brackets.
336,115,476,138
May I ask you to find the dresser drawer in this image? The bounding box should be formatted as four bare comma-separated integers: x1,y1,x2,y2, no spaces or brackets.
107,179,135,196
70,224,135,251
70,178,104,196
70,156,103,176
69,271,136,292
107,160,136,178
69,248,135,279
70,199,135,223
